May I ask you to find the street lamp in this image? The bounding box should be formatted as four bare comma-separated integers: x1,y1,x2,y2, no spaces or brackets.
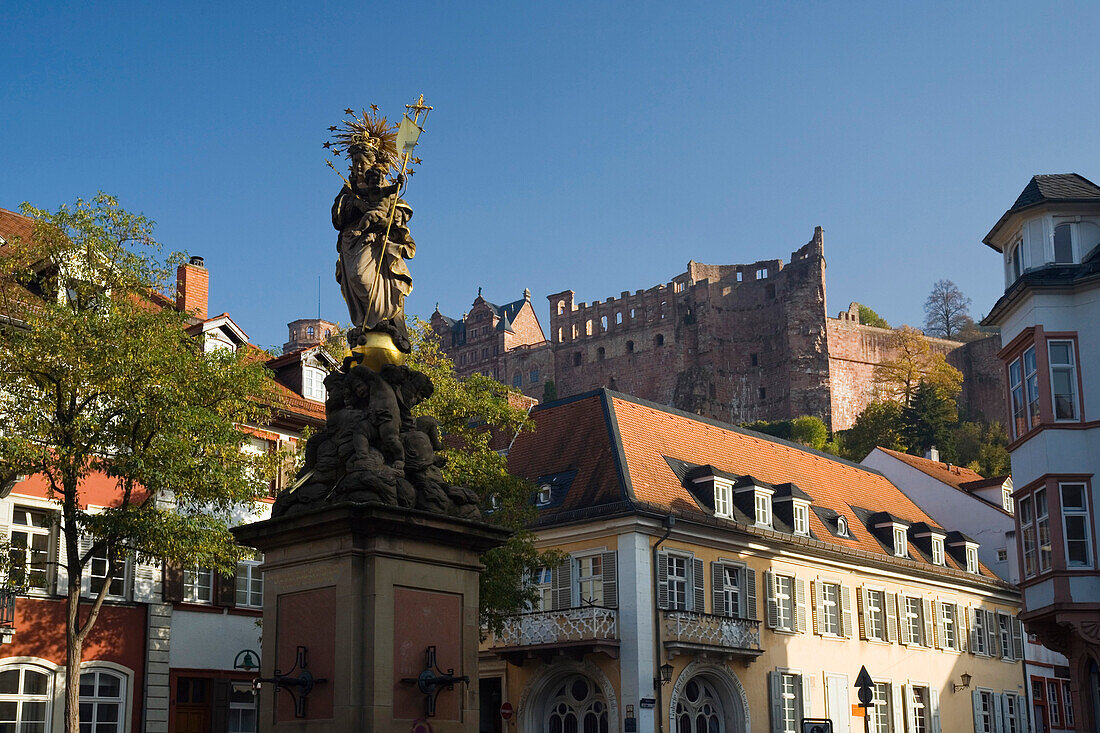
952,673,972,693
658,663,674,686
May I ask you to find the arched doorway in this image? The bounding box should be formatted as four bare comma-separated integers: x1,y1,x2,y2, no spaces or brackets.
667,662,749,733
519,662,619,733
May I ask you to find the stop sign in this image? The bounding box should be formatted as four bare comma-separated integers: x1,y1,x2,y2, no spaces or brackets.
500,702,514,720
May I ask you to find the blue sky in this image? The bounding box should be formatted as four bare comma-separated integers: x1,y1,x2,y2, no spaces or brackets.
3,1,1099,351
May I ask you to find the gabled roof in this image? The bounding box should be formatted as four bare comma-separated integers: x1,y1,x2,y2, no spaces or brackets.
985,174,1100,250
873,448,1012,517
509,390,999,579
265,344,340,371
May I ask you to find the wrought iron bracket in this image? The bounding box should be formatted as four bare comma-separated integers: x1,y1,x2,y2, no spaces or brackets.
253,645,327,718
401,646,469,717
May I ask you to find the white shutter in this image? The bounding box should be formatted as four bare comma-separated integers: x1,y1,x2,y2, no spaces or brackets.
794,577,808,633
904,685,916,733
132,557,160,603
1000,693,1013,733
1011,618,1025,660
898,595,911,645
891,684,905,733
765,570,778,628
768,671,783,733
1017,694,1029,733
711,562,726,616
811,580,822,635
601,551,617,608
840,585,854,638
78,534,94,595
800,674,811,720
744,567,757,620
657,552,669,610
885,592,898,642
993,692,1004,733
969,607,979,654
54,516,68,593
923,598,935,647
858,586,870,639
934,600,946,649
692,558,705,613
931,687,941,733
986,611,998,657
972,690,983,733
956,603,967,652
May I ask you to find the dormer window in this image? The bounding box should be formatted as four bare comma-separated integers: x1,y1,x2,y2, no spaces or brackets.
1002,485,1014,513
893,527,907,558
792,502,809,536
536,484,552,506
713,482,732,519
302,366,327,402
966,546,979,574
836,516,848,537
754,493,771,527
931,536,945,566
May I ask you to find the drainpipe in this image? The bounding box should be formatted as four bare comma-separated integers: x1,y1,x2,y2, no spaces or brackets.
652,515,676,733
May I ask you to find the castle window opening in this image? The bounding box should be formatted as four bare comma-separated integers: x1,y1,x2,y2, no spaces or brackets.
630,308,636,318
756,267,767,279
557,300,565,315
586,319,593,336
661,301,668,318
615,312,622,324
597,347,605,361
573,352,583,366
600,315,608,331
750,353,758,367
482,348,489,359
736,270,743,282
513,373,522,388
626,340,634,353
758,387,766,401
307,326,315,337
572,324,579,339
675,281,683,293
655,334,665,347
530,368,539,382
557,327,563,343
765,284,776,300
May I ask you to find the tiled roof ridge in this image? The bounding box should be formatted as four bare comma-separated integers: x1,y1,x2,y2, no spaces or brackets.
876,447,1013,517
597,388,889,478
601,389,637,508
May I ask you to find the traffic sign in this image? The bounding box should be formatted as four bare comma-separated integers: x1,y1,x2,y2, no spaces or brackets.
854,666,875,708
500,702,514,720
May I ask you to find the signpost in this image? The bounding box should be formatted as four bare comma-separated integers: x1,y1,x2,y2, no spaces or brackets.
854,666,875,733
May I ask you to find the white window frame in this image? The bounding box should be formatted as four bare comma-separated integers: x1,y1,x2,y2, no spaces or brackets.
536,484,552,506
820,581,841,636
1001,485,1014,513
575,553,604,607
79,665,129,733
773,573,794,631
836,516,849,537
774,670,803,733
938,600,958,651
754,491,772,528
666,554,690,611
893,526,908,558
865,588,887,641
792,502,809,536
235,558,263,608
228,681,258,733
1048,339,1079,421
869,680,892,733
966,546,979,574
1035,488,1052,572
972,609,988,655
530,566,553,611
9,507,56,594
0,663,54,732
931,537,945,566
87,545,129,600
907,683,932,733
721,564,742,619
1060,481,1093,569
975,688,995,733
903,595,924,646
713,481,732,519
183,567,214,604
1047,680,1062,728
302,365,327,402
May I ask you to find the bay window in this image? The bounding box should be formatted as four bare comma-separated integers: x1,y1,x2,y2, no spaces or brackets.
1060,482,1093,568
1047,340,1079,420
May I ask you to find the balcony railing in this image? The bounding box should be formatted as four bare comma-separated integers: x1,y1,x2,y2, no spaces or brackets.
491,606,618,648
662,610,761,661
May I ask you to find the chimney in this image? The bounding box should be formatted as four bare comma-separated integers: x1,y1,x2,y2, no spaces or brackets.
925,446,939,462
176,256,209,320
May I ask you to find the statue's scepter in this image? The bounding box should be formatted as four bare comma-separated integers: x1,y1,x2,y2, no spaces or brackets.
367,95,432,306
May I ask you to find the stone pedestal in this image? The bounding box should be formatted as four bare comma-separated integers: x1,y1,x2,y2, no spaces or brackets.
232,502,510,733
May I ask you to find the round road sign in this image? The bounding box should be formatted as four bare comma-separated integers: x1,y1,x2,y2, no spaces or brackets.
500,702,514,720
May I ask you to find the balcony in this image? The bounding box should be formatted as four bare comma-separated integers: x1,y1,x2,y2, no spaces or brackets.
488,606,619,665
661,610,762,665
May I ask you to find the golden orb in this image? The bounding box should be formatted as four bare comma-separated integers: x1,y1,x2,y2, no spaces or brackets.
352,331,407,371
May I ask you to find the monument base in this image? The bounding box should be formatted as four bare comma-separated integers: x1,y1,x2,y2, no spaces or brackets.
233,502,510,733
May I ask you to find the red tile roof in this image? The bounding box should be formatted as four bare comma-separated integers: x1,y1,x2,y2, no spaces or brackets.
509,390,1003,581
875,448,1012,516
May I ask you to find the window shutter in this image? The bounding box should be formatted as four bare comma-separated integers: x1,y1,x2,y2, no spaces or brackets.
922,598,935,647
898,595,911,645
1011,618,1024,660
903,685,916,733
54,517,68,593
133,557,159,603
1016,694,1028,733
858,586,869,640
768,671,783,733
800,674,811,720
969,607,979,654
840,585,853,638
794,577,808,633
744,568,757,620
985,611,998,657
553,558,573,610
811,581,822,635
891,684,904,733
212,679,230,732
216,570,237,607
972,690,982,733
77,535,94,596
601,551,617,608
934,601,946,649
765,570,778,628
711,563,726,617
930,687,941,733
692,558,705,613
163,562,184,603
885,592,898,642
994,692,1005,733
657,552,669,610
956,604,967,653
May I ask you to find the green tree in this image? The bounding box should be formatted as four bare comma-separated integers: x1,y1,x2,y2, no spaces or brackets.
839,401,907,461
407,320,560,632
790,415,829,451
857,304,890,329
542,380,558,403
873,325,963,405
902,382,957,456
0,195,275,732
952,421,1011,477
741,419,792,441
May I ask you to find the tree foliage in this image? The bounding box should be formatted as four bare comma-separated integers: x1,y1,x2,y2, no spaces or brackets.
901,381,958,456
840,401,908,462
922,279,973,340
0,195,276,731
873,325,962,405
857,304,890,329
